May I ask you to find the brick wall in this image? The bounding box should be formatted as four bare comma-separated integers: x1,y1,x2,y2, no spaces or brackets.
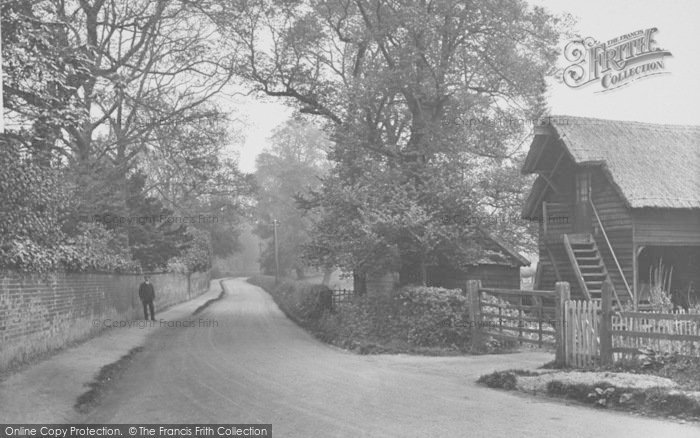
0,270,210,370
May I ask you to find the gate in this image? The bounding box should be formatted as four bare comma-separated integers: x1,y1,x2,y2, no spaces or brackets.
564,300,601,368
465,280,570,363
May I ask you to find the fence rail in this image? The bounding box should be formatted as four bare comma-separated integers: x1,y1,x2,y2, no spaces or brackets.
612,309,700,358
466,281,569,361
327,280,700,367
331,288,355,310
563,281,700,367
328,280,700,367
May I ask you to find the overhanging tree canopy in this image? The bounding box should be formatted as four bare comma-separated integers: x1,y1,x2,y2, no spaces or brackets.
221,0,564,284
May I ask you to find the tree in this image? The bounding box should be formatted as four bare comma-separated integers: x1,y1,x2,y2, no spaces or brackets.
223,0,564,284
253,119,330,278
1,0,89,160
142,106,255,259
1,0,251,272
0,138,138,273
168,227,214,274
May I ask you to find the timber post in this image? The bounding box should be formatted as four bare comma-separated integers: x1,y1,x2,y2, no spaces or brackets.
600,280,614,366
466,280,482,351
555,281,570,365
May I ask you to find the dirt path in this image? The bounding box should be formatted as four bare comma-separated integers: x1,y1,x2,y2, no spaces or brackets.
77,278,699,437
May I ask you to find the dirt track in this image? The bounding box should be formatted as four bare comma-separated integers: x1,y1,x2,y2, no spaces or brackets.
78,278,699,437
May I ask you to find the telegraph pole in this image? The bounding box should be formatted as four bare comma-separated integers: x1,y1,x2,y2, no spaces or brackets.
272,219,280,284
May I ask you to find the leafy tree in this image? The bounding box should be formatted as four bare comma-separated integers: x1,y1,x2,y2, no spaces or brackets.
168,227,213,274
223,0,565,284
0,0,250,273
0,139,137,272
254,119,330,277
58,222,139,273
1,0,89,158
119,173,189,270
143,108,255,259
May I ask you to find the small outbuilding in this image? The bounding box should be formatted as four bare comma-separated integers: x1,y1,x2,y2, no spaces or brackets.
353,229,530,296
423,230,530,291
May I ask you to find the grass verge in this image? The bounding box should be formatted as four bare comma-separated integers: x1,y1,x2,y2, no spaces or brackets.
193,279,227,315
477,368,700,421
74,346,144,414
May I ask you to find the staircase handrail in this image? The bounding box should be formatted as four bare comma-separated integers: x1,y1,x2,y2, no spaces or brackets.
589,199,634,304
563,233,592,300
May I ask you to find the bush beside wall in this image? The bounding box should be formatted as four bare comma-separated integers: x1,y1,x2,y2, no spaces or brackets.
0,270,210,370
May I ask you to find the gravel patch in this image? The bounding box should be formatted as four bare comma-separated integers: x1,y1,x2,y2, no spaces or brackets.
517,371,678,393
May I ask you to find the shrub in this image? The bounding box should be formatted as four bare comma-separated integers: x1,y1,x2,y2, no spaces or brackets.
546,381,616,403
645,389,700,416
248,278,475,353
477,371,518,390
320,285,472,350
248,275,330,323
395,286,471,348
648,259,674,312
544,380,700,416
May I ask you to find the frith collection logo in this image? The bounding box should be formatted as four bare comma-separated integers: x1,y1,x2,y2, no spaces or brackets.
563,28,672,92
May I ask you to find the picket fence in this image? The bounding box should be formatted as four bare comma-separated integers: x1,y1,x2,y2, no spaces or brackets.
564,300,601,368
612,308,700,359
564,281,700,367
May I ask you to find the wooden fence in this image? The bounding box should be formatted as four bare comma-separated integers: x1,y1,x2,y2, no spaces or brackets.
331,288,355,310
563,281,700,367
465,280,570,363
328,279,700,367
612,309,700,359
565,300,601,368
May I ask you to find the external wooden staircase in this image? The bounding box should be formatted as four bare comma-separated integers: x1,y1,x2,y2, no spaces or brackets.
563,233,612,301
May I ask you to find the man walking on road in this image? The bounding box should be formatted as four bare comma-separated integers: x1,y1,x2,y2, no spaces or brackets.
139,275,156,321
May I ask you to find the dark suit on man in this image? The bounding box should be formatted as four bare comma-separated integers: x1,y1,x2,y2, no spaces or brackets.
139,281,156,320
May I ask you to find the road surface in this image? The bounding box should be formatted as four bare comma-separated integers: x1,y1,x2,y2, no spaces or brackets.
79,278,699,437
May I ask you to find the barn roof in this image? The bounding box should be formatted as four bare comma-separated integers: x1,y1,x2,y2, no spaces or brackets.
523,116,700,209
481,230,530,267
443,228,530,268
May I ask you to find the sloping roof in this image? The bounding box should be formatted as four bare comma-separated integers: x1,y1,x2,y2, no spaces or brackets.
445,228,530,268
481,230,530,267
524,116,700,209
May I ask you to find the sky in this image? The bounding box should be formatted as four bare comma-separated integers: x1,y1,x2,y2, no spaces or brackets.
230,0,700,173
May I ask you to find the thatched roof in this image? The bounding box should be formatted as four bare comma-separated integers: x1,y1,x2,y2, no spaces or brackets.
523,116,700,209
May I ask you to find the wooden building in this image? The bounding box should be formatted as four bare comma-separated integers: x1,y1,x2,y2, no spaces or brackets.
354,230,529,295
522,116,700,306
424,230,530,290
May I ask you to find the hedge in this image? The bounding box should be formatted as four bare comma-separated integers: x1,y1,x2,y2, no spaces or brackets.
248,275,474,353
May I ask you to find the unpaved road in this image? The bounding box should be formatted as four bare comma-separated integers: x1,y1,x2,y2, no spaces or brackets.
79,278,699,437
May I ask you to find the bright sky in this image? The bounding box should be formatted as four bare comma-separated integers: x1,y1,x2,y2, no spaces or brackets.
534,0,700,125
230,0,700,173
